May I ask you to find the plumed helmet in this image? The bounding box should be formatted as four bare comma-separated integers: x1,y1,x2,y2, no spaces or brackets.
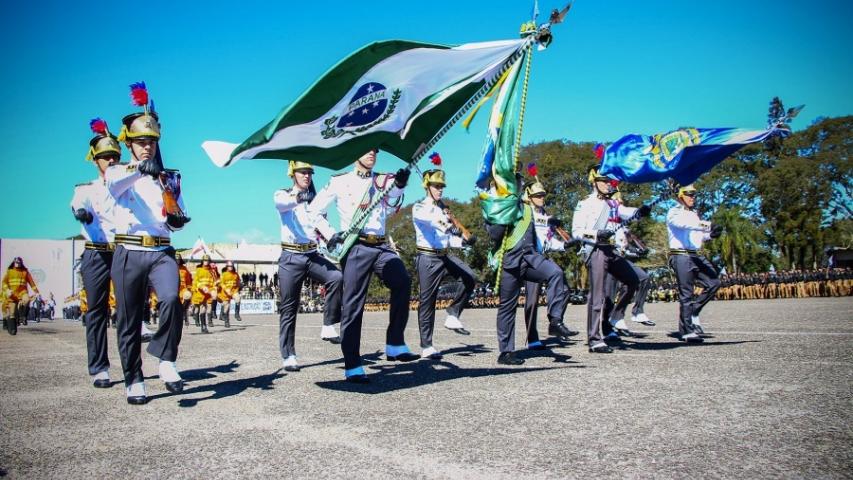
422,169,446,188
677,184,698,200
118,82,161,142
524,180,547,198
288,161,315,177
86,118,121,161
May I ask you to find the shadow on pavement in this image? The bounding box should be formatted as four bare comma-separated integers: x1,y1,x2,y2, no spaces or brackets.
315,354,575,394
611,338,761,351
300,343,495,371
180,360,241,381
147,360,284,407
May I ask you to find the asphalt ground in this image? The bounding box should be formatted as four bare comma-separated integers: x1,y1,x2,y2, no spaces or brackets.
1,297,851,479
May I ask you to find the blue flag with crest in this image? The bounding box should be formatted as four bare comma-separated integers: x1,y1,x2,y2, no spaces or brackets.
598,125,789,185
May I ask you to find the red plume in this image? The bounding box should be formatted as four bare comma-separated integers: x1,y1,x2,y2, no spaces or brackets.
594,143,605,160
429,152,442,166
129,82,149,107
527,162,538,177
89,118,108,135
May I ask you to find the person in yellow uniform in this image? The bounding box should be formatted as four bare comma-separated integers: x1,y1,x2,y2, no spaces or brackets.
217,260,241,328
177,254,193,327
191,255,215,333
148,287,159,325
2,257,40,335
79,289,89,315
208,261,221,322
108,281,117,328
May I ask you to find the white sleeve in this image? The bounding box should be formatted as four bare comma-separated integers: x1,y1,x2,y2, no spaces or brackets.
547,235,566,252
105,164,142,198
571,201,598,245
412,203,448,233
274,189,298,213
667,209,708,231
70,185,90,214
307,180,337,240
618,205,638,221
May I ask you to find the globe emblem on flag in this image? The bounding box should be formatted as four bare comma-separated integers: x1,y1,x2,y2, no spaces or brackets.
336,82,389,128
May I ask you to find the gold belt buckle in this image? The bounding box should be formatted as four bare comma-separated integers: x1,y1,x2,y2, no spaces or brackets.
142,236,156,247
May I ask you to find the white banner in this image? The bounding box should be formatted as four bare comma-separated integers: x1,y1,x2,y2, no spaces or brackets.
223,299,276,315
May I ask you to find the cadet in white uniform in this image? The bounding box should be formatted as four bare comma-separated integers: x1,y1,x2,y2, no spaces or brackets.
274,161,342,372
412,164,477,360
106,83,190,404
521,179,578,350
71,118,121,388
572,165,650,353
309,149,413,383
666,184,722,341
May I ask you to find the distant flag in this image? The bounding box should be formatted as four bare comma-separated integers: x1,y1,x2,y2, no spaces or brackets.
598,124,797,185
202,39,530,170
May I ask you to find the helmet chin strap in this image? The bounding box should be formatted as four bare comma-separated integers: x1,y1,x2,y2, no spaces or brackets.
427,185,441,204
596,184,614,199
356,159,373,173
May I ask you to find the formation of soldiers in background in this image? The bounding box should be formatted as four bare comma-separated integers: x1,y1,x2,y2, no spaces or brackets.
360,267,853,310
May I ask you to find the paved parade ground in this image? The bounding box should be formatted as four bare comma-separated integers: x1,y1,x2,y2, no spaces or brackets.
1,297,851,479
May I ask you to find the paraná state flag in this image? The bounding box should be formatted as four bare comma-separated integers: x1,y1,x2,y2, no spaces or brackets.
202,39,529,170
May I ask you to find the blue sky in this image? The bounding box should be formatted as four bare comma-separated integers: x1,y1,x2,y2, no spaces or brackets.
1,0,850,245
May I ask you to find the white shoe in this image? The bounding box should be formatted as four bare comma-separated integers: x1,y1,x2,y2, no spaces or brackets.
682,332,703,343
126,382,147,404
92,370,110,388
612,319,629,330
282,355,300,371
691,315,705,334
444,315,464,329
159,361,184,393
421,346,440,358
631,313,655,326
320,325,338,339
159,361,182,383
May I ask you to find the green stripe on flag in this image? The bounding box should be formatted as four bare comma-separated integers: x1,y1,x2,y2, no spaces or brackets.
232,40,450,162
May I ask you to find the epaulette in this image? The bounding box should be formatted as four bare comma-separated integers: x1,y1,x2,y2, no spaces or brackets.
74,181,93,187
331,171,348,177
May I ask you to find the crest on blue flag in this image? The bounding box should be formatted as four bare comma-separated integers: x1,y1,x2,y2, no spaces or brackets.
599,125,791,185
338,82,390,127
646,128,702,168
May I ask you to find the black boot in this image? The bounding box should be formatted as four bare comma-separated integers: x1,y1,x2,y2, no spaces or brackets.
184,310,189,327
548,320,578,341
200,313,209,333
20,305,28,326
193,312,200,327
208,312,214,328
234,304,242,322
7,311,17,336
